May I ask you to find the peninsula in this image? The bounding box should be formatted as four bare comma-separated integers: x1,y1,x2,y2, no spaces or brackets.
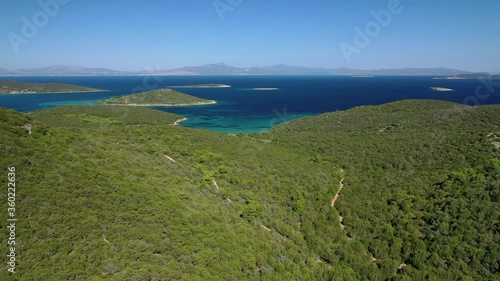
0,80,102,94
98,88,216,106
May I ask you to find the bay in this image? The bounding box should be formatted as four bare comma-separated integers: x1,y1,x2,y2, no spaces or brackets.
0,75,498,133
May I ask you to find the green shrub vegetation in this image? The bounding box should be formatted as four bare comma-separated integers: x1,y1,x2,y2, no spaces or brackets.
0,80,102,93
0,99,498,280
29,106,182,127
99,88,215,106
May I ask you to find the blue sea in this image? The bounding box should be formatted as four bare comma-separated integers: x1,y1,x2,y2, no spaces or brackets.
1,76,499,133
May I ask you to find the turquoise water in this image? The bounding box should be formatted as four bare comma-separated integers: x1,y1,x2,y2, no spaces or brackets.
1,76,499,133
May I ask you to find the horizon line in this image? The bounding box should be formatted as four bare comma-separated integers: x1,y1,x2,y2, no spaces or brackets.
1,63,495,73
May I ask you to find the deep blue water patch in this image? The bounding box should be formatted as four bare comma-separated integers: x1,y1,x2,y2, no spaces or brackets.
1,75,499,133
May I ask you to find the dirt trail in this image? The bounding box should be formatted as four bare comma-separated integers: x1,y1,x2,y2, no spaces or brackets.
164,155,177,163
330,179,345,208
331,169,348,232
339,215,346,230
331,169,347,231
326,169,380,265
331,167,345,208
102,234,111,245
260,225,272,232
365,251,377,262
331,169,378,262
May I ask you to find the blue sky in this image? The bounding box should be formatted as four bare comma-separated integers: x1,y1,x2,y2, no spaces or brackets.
0,0,499,72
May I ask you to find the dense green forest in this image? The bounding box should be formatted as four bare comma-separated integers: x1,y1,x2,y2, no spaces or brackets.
0,80,102,94
29,106,183,127
99,88,216,106
0,100,498,280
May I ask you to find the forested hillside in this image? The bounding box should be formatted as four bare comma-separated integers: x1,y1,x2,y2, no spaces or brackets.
270,100,500,280
0,100,498,280
0,80,101,93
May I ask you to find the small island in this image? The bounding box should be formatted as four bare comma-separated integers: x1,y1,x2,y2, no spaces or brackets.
168,84,231,88
430,87,453,92
251,88,280,91
98,88,217,107
0,80,103,94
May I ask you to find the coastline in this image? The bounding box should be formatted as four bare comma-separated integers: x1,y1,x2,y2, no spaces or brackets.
0,89,106,94
172,117,188,126
99,100,217,107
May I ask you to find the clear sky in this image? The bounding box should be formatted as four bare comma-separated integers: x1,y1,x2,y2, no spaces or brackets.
0,0,499,72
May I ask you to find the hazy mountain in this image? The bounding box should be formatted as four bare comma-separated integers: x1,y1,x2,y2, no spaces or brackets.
147,64,471,76
0,68,13,75
0,64,476,76
6,65,124,76
153,63,244,75
359,67,469,76
242,65,349,75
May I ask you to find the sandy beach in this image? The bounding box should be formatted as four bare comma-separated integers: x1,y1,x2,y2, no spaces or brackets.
172,118,188,125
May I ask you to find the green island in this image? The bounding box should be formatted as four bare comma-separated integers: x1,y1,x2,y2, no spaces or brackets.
98,88,217,106
169,84,231,88
1,99,499,280
0,80,103,94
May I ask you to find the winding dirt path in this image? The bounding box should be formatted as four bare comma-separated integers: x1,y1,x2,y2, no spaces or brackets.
331,168,345,207
330,178,345,208
164,155,177,163
331,169,378,262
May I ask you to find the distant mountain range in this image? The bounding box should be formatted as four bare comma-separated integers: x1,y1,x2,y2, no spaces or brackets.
0,65,123,76
0,63,494,77
154,63,475,76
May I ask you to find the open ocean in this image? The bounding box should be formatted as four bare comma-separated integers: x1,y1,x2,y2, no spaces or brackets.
1,76,499,133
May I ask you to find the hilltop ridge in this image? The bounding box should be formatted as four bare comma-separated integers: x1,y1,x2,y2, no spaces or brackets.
1,100,498,280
